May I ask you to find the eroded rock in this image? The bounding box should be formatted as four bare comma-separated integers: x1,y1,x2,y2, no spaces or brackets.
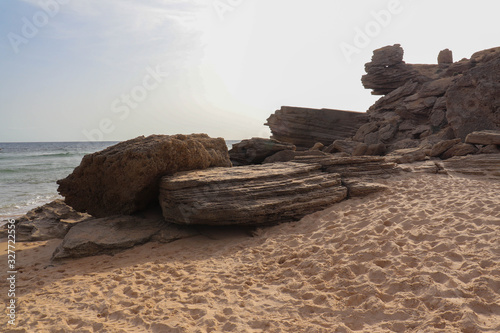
265,106,369,148
57,134,231,217
159,162,347,226
228,138,295,166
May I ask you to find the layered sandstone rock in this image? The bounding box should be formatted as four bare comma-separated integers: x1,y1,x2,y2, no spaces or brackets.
57,134,231,217
465,130,500,146
442,154,500,178
159,162,347,226
265,106,369,148
228,138,295,166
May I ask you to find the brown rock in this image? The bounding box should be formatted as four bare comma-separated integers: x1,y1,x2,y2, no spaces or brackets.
446,55,500,140
362,44,424,95
343,180,388,197
438,49,453,64
310,142,325,151
265,106,369,148
52,211,168,259
0,200,91,242
440,143,478,160
159,162,347,226
465,130,500,145
57,134,231,217
442,154,500,178
479,145,500,154
365,143,386,156
229,138,295,166
317,156,400,178
430,138,461,157
386,147,429,164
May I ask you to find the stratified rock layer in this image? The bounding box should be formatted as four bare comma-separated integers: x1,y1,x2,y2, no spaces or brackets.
229,138,295,166
265,106,369,148
159,162,347,226
442,154,500,179
57,134,231,217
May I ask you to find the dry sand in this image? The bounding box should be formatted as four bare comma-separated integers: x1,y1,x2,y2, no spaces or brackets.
1,173,499,332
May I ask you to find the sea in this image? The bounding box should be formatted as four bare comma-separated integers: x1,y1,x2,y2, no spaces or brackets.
0,140,240,223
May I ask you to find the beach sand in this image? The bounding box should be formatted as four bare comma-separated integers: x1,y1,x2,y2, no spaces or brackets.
1,173,499,332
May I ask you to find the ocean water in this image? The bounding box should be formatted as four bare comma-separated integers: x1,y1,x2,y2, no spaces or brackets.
0,140,240,222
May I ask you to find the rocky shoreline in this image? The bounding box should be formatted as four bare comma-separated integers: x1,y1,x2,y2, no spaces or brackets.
3,44,500,261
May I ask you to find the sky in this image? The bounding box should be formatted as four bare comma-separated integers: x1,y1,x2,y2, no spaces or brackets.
1,0,499,142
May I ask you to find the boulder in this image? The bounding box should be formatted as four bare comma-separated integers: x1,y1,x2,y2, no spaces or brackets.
159,162,347,226
479,145,500,154
57,134,231,217
228,138,295,166
265,106,369,148
446,53,500,140
440,143,478,160
0,200,91,242
386,147,429,164
325,139,362,155
430,138,461,157
442,154,500,178
343,180,388,197
361,44,422,95
52,211,166,259
465,130,500,145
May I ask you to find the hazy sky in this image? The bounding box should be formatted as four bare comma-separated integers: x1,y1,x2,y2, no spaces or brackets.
1,0,499,142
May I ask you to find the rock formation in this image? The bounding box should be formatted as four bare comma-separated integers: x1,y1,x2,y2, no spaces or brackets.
228,137,295,166
355,44,500,153
265,106,369,148
52,209,198,259
57,134,231,217
442,154,500,179
0,200,91,242
159,162,347,226
465,130,500,146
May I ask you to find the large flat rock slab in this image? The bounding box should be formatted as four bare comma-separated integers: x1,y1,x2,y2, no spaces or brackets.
265,106,368,148
465,130,500,145
159,162,347,226
442,154,500,179
51,211,197,259
57,134,231,217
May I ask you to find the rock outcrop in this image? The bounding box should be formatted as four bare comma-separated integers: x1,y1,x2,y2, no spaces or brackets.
446,51,500,139
159,162,347,226
355,44,500,152
265,106,369,148
465,130,500,146
442,154,500,179
228,138,295,166
57,134,231,217
0,200,91,241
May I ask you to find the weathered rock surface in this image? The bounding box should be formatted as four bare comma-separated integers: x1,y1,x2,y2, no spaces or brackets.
52,210,184,259
440,143,478,160
159,162,347,226
430,138,461,157
386,147,430,164
343,180,388,197
356,44,500,153
465,130,500,145
442,154,500,178
446,56,500,140
317,156,400,179
229,138,295,166
0,200,91,241
265,106,369,148
57,134,232,217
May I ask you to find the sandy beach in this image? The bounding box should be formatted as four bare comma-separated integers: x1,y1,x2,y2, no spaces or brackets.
1,172,499,332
